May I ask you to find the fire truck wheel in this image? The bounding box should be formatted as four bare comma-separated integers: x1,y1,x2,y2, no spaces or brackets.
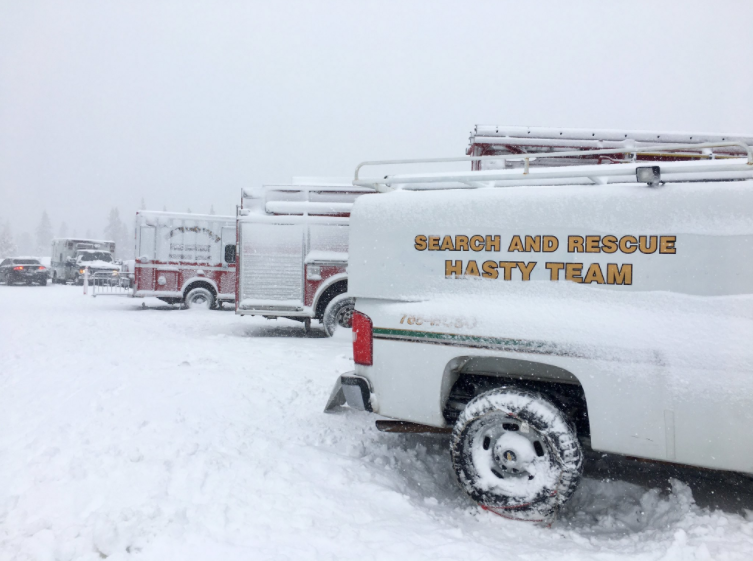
184,287,215,310
450,387,583,522
322,294,355,337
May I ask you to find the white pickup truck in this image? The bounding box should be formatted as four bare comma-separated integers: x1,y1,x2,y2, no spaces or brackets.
326,131,753,521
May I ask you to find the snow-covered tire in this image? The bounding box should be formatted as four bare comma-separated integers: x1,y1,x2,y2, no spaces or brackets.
184,287,215,310
451,387,582,522
38,279,47,286
322,294,355,337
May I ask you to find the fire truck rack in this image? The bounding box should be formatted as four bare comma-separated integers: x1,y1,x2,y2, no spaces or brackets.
353,141,753,192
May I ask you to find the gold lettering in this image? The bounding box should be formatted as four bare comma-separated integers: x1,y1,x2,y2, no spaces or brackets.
585,236,601,253
518,261,536,281
414,235,427,250
568,236,584,253
498,261,517,280
470,235,485,252
565,263,583,283
639,235,658,254
481,261,499,279
619,235,637,254
485,235,501,252
440,235,455,251
508,235,524,252
543,236,559,252
524,235,541,252
546,262,564,280
445,260,463,277
660,236,676,254
428,236,440,251
607,263,632,285
583,263,605,284
464,261,480,276
601,235,618,253
455,235,469,251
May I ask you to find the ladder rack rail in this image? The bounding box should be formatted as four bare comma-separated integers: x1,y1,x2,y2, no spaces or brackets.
354,141,753,192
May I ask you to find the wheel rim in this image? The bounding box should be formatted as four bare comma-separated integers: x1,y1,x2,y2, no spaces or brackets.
187,292,212,309
335,303,354,328
466,413,555,499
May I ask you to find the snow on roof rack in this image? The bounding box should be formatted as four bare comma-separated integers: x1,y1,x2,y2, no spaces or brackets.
354,141,753,192
471,125,753,144
467,126,753,170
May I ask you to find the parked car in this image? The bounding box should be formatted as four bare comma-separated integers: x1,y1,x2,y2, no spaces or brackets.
0,258,48,286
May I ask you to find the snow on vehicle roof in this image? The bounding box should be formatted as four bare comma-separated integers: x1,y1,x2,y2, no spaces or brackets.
135,211,235,228
136,210,234,220
352,180,753,236
471,125,753,144
51,238,115,244
242,184,373,199
292,176,353,186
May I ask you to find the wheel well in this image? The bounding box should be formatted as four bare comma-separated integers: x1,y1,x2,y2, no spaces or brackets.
183,280,217,299
314,280,348,319
443,358,590,440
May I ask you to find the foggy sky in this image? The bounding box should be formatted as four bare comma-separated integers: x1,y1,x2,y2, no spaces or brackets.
1,0,752,240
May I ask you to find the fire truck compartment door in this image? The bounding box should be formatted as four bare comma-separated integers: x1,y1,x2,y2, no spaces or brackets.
138,226,156,261
221,227,236,264
240,222,304,308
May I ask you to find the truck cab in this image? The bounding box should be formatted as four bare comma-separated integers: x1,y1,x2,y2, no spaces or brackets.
51,239,117,284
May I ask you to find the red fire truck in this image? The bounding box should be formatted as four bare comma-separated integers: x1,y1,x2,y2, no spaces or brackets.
235,181,373,335
134,211,236,308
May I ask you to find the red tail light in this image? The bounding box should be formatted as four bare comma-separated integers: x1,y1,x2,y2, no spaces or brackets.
352,311,373,366
13,266,23,270
38,266,45,270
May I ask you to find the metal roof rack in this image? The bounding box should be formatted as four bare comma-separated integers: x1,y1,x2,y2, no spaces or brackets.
467,126,753,169
354,141,753,192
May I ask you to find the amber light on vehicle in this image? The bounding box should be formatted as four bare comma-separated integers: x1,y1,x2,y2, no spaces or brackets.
352,311,373,366
13,266,23,270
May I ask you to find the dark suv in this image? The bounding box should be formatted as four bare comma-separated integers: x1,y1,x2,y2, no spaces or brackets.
0,258,48,286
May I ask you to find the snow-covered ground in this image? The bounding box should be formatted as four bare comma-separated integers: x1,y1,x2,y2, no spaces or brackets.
1,286,753,560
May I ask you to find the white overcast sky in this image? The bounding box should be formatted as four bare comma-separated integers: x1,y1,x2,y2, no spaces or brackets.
1,0,752,237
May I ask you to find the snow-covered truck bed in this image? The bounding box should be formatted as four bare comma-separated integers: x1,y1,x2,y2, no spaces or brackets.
332,137,753,520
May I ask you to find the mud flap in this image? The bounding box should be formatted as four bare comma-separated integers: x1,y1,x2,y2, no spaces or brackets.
324,373,373,413
324,377,346,413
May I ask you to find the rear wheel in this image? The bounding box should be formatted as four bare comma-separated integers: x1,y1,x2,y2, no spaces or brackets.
451,388,582,522
38,278,47,286
184,287,215,310
322,294,355,337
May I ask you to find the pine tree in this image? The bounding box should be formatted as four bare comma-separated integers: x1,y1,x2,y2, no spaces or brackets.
35,211,53,255
17,232,33,255
162,205,167,212
104,208,124,258
0,221,17,258
209,205,216,215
